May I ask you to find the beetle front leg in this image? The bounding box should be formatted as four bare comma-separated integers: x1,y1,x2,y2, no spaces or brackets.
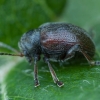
44,58,64,87
34,58,40,87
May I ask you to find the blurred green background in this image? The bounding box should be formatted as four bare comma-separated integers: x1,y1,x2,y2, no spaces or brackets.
0,0,100,100
0,0,66,49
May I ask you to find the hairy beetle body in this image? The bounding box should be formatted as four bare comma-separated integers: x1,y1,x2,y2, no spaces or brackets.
19,23,95,63
13,22,97,87
40,23,95,61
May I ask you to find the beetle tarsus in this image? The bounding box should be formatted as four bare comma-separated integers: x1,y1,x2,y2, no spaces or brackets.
95,61,100,65
34,79,40,87
56,81,64,87
90,61,100,66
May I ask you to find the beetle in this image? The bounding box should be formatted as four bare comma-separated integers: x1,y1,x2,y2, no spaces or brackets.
0,22,100,87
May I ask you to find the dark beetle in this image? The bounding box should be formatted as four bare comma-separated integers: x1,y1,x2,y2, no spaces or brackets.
0,22,100,87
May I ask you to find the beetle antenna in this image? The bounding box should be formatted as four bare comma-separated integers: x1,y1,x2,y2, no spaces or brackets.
0,52,24,57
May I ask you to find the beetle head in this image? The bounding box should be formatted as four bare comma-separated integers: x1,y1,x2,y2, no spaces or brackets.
18,29,41,63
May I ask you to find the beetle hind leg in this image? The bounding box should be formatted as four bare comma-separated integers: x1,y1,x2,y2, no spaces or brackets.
80,50,100,66
44,58,64,87
66,44,100,66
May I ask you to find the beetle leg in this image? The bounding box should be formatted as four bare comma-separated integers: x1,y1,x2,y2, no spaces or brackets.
66,44,100,66
80,50,100,66
66,44,80,58
44,58,64,87
34,57,40,87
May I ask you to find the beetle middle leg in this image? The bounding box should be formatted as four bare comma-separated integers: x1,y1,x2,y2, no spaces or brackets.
44,57,64,87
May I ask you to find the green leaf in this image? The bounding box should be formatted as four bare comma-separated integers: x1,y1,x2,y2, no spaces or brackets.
0,0,100,100
5,60,100,100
